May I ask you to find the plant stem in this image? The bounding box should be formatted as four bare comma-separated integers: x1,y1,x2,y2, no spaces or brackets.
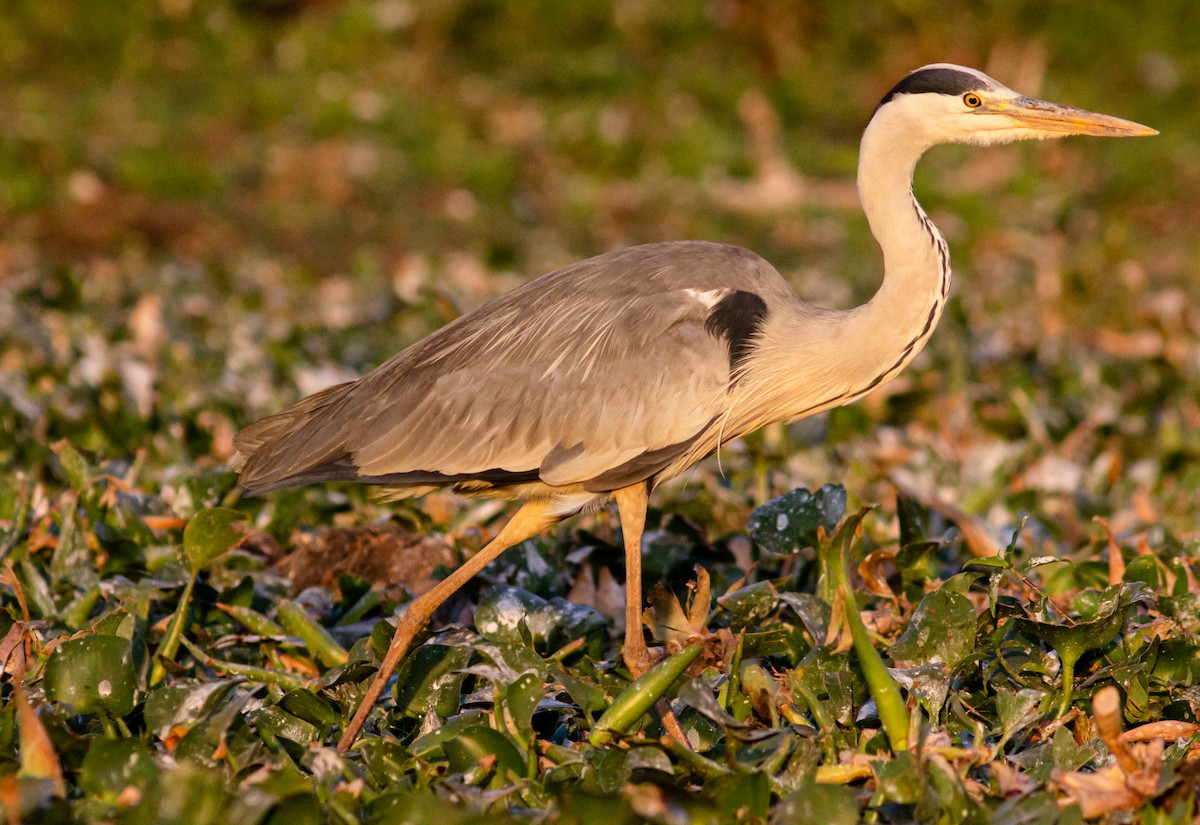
150,573,195,687
828,516,910,752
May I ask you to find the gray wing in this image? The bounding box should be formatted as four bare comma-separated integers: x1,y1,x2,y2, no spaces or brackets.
235,241,787,495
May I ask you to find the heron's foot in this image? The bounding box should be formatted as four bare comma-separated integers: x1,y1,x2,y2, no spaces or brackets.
622,639,691,749
622,639,657,678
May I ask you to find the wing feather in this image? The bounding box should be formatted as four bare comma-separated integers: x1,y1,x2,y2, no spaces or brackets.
236,241,789,495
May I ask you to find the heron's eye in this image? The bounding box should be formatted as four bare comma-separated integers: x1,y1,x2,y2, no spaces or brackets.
963,93,983,109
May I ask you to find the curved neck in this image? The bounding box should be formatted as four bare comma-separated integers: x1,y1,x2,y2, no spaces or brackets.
841,109,951,398
734,108,952,428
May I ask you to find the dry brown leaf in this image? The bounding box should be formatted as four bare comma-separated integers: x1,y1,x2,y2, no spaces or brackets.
858,549,899,603
1052,763,1146,819
1093,517,1125,586
1122,720,1200,743
566,564,596,609
13,682,65,798
990,760,1037,797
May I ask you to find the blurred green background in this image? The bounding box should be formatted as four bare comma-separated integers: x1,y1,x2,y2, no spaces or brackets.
2,0,1198,537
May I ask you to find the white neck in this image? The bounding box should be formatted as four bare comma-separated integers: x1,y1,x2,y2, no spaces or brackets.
735,104,952,426
849,104,952,393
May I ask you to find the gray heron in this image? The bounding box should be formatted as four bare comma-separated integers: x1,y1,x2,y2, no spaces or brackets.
232,64,1155,751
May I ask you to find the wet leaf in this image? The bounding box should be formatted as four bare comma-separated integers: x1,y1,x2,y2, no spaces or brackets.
717,580,778,630
144,680,238,740
44,634,136,716
890,587,977,668
748,484,847,555
79,737,157,800
475,585,605,654
774,781,859,825
441,725,527,782
392,643,473,718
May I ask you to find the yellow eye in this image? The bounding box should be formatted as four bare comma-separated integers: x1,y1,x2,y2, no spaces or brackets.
963,93,983,108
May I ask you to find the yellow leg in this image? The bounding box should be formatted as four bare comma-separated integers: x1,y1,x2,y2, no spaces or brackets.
614,483,652,675
613,482,690,748
337,500,560,752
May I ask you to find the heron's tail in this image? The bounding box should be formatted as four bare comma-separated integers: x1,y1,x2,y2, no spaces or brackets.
231,380,356,494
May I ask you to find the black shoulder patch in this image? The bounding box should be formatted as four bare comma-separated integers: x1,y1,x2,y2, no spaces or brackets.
704,290,768,373
876,67,989,110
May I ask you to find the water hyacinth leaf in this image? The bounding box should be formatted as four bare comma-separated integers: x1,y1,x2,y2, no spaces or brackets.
1119,555,1161,590
182,507,244,573
133,762,230,825
174,688,256,767
392,643,473,718
710,771,770,822
791,647,858,726
476,584,606,655
554,668,607,717
1149,638,1200,686
499,670,544,740
775,781,859,825
358,738,413,788
871,751,922,805
144,680,238,739
890,663,951,717
778,592,830,644
278,688,341,735
44,634,136,716
890,587,976,669
1012,583,1146,715
996,687,1045,744
677,677,740,728
252,706,321,746
717,580,777,630
79,737,157,801
408,711,489,759
748,484,847,555
365,791,484,825
441,725,527,782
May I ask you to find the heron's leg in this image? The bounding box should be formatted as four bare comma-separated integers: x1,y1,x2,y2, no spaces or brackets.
613,483,652,675
337,500,560,752
614,482,690,748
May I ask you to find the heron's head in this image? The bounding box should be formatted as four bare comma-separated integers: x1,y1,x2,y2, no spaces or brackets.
872,63,1156,149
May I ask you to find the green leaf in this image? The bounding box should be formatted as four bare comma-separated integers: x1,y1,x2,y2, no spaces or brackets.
79,737,157,801
775,781,859,825
441,725,527,782
498,670,544,741
392,643,474,718
475,585,605,654
252,706,321,746
44,634,136,716
890,587,977,669
748,484,847,555
717,580,778,630
51,440,92,490
182,507,244,574
144,680,238,739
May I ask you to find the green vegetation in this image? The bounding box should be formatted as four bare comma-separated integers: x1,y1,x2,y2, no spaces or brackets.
2,1,1199,822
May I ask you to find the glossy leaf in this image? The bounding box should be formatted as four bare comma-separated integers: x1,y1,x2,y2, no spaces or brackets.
44,635,136,716
182,507,244,574
748,484,847,555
